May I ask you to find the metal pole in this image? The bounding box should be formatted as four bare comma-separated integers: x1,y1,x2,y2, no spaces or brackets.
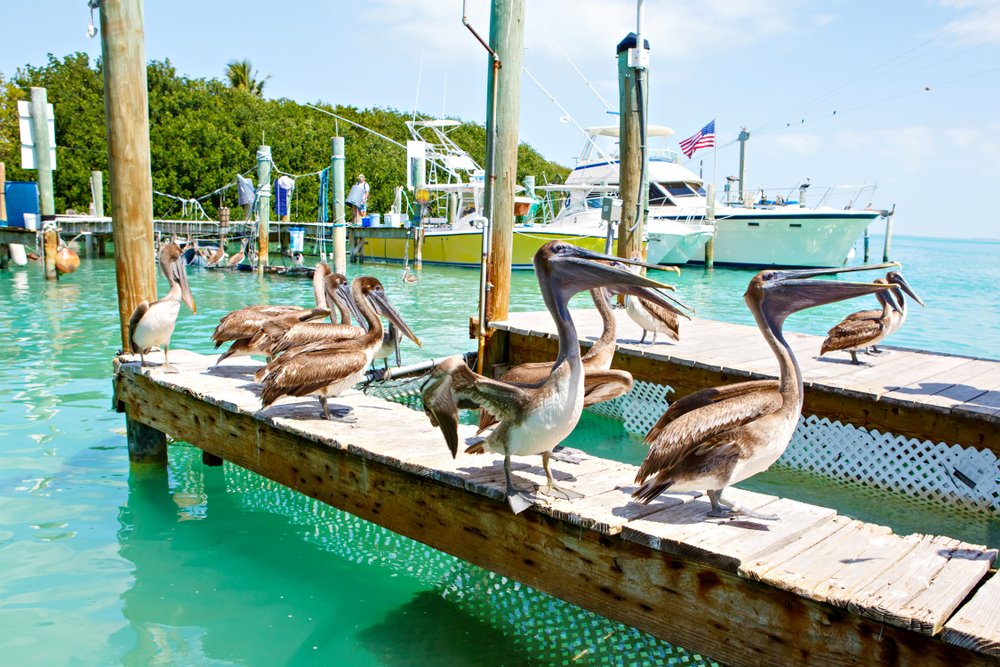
99,0,158,348
737,128,750,203
256,145,271,273
331,137,346,274
98,0,166,464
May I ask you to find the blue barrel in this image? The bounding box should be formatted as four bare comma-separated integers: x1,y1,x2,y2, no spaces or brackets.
3,181,40,227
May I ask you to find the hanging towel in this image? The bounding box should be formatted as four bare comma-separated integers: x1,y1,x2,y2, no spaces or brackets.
318,168,329,223
236,174,255,206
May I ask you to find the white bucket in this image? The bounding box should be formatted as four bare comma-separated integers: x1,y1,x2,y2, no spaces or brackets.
9,244,28,266
22,213,38,231
370,213,382,227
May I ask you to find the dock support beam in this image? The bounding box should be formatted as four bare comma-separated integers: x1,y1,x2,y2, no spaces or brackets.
256,145,271,273
99,0,166,465
615,33,649,265
483,0,525,325
43,228,58,279
331,137,346,275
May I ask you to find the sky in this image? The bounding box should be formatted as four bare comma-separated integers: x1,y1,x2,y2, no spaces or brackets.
2,1,999,240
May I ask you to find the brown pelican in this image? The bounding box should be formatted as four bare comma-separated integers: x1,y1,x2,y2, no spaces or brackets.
820,278,902,364
632,263,896,519
842,271,923,354
204,241,227,267
402,267,418,283
477,287,630,434
127,243,197,372
421,242,689,514
259,276,421,419
212,263,335,363
226,238,247,267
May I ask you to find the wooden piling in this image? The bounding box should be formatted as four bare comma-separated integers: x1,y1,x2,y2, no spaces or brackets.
91,169,105,217
482,0,525,325
256,146,272,273
705,183,716,269
882,209,894,262
331,137,346,274
30,88,58,279
43,228,58,280
615,34,648,264
99,0,166,464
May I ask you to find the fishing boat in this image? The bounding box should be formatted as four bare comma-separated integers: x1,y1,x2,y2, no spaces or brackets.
355,119,611,269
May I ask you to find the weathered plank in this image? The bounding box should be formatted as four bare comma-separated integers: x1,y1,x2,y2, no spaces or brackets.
943,568,1000,657
848,534,997,635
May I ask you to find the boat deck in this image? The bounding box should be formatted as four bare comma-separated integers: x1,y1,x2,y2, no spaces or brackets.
492,309,1000,452
113,349,1000,665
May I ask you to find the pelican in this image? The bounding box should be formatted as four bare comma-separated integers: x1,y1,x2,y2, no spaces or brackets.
820,278,902,365
204,240,227,267
259,277,421,419
402,267,418,283
226,238,247,267
372,322,403,370
421,242,689,514
212,262,335,363
623,264,682,344
127,243,197,373
632,263,896,519
842,270,923,354
477,287,632,434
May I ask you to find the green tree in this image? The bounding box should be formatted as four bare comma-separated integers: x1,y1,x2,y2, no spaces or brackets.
225,58,269,97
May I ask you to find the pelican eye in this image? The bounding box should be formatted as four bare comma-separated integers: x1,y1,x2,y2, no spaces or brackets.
761,271,775,281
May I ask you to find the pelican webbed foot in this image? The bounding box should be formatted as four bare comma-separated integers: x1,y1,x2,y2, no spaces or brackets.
541,451,583,501
504,454,536,514
865,346,888,356
162,347,179,373
162,365,180,374
848,351,872,366
707,489,778,521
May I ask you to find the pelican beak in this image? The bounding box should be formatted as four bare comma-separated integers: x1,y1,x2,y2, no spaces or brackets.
368,288,421,347
765,278,895,324
889,272,924,306
174,257,196,314
552,245,679,293
885,290,902,314
770,261,899,281
337,281,368,331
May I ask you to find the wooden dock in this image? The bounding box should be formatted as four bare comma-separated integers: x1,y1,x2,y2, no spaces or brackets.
491,310,1000,453
113,349,1000,665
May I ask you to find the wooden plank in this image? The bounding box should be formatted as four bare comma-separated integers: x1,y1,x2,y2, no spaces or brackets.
621,490,838,573
747,520,923,608
943,568,1000,657
848,535,997,635
113,355,1000,666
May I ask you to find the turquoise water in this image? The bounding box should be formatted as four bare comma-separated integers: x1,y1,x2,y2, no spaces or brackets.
0,234,996,665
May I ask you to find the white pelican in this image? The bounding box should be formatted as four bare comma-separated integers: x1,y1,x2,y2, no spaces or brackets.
127,243,197,373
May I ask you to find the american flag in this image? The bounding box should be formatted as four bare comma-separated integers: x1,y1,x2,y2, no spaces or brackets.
679,120,716,158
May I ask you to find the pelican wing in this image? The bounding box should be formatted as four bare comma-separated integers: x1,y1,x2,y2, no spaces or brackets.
259,348,369,405
821,318,884,353
127,300,150,352
637,382,783,491
267,321,367,356
425,357,532,455
212,306,305,345
583,369,633,405
842,308,881,324
640,296,681,331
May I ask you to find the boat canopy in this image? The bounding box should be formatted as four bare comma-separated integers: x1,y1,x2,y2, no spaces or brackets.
583,125,676,138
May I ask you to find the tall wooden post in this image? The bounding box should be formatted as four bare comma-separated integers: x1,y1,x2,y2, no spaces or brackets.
256,146,271,273
704,183,716,269
483,0,525,325
331,137,346,274
31,88,58,279
615,34,649,265
91,170,105,217
99,0,166,464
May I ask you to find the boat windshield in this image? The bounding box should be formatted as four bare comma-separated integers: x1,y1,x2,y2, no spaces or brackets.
650,181,705,206
579,132,683,165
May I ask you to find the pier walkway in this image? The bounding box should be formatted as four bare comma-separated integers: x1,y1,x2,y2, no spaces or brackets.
114,349,1000,665
492,310,1000,453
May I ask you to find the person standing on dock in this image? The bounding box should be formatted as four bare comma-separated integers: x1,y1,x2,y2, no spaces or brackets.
346,174,369,225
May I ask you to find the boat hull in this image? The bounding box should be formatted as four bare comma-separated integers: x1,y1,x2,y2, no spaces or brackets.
645,218,714,265
691,210,878,267
358,228,612,269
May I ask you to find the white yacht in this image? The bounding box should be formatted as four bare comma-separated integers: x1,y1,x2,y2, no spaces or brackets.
541,125,883,268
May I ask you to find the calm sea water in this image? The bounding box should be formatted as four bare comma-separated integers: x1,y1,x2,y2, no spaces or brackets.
0,234,996,665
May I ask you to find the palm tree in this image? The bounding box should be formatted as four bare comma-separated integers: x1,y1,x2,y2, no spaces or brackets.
225,58,269,97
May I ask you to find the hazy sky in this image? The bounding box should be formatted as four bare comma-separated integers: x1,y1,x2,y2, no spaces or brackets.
2,1,999,239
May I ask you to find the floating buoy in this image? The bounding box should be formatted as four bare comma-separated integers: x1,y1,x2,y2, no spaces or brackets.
9,244,28,266
55,246,80,274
